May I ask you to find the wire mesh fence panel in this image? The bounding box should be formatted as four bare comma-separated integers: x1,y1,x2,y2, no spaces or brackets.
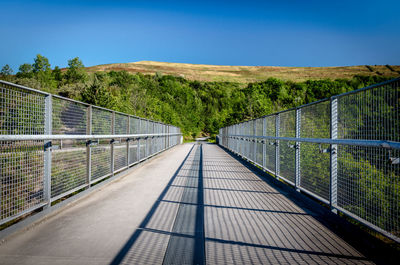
300,142,330,200
0,140,44,222
0,85,45,135
0,81,181,226
139,139,146,160
157,124,162,152
91,107,112,135
265,115,276,173
338,80,400,141
52,97,87,135
115,113,128,135
150,123,155,154
129,117,140,134
301,101,330,139
161,125,165,150
140,120,148,134
51,140,87,198
154,125,159,153
168,126,173,148
114,141,127,172
217,78,400,242
242,124,246,157
337,145,400,238
279,110,296,183
336,82,400,238
300,101,331,200
256,118,263,165
91,141,111,181
129,140,138,165
245,122,251,160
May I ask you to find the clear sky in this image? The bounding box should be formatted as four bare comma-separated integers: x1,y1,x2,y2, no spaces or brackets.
1,0,399,71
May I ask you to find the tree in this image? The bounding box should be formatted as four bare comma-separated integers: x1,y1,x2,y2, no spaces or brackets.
65,57,87,83
52,66,63,82
1,64,13,76
32,54,51,73
80,73,115,108
17,63,33,78
32,54,56,93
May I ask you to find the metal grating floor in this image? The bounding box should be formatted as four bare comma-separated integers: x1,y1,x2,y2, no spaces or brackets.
116,143,373,264
0,143,376,265
203,144,372,264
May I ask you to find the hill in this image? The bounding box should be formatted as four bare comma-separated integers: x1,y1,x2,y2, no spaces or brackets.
3,55,399,137
86,61,400,83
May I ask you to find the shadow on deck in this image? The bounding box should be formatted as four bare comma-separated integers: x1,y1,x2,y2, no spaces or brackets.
110,143,397,265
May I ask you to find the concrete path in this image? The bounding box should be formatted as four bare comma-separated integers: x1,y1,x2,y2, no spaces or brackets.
0,143,375,264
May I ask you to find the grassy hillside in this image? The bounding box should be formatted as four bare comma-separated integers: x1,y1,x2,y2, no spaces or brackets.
2,55,399,138
86,61,400,83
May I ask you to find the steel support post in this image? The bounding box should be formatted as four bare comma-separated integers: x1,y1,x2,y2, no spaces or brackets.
137,119,141,160
253,120,257,163
295,108,301,191
263,117,266,169
239,125,242,154
167,125,169,149
86,106,92,187
144,120,148,158
111,111,115,175
245,123,249,159
127,116,130,167
330,97,338,212
164,125,167,150
275,114,280,177
44,95,52,208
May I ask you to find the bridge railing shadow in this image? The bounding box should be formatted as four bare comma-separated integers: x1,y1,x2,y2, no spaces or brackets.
108,142,397,264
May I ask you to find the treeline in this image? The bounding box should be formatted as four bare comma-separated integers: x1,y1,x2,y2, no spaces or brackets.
0,55,396,137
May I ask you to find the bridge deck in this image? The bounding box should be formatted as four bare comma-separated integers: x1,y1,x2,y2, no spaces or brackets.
0,143,374,264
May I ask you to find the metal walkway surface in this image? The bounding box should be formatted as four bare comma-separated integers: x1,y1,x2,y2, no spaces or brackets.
0,143,378,264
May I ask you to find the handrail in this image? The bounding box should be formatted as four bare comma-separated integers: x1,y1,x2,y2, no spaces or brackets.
224,134,400,150
0,81,183,227
0,133,182,141
218,77,400,243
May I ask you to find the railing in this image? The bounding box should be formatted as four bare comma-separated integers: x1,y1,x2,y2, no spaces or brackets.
218,77,400,243
0,80,182,226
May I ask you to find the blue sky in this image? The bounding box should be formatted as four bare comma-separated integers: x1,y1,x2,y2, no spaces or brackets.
1,0,399,71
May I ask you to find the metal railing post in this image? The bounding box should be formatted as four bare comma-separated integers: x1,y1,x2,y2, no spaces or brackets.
111,111,115,175
330,97,338,212
295,108,301,191
253,120,257,163
263,118,266,168
275,114,280,177
164,125,167,150
44,94,52,208
137,119,141,160
86,105,92,187
127,116,130,168
144,120,148,158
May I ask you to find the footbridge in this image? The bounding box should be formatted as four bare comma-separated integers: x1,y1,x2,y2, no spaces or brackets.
0,79,399,264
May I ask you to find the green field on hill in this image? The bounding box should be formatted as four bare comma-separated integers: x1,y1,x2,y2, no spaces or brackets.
1,56,399,138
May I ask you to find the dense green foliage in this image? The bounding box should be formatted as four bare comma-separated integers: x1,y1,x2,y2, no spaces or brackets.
0,55,396,137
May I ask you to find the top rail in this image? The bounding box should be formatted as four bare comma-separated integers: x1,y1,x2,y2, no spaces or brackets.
0,133,182,141
225,134,400,150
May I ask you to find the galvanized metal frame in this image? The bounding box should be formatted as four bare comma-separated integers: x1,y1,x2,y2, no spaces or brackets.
218,78,400,243
86,106,92,187
330,97,338,211
262,117,266,168
44,94,52,208
295,108,301,191
0,81,182,227
275,114,280,177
